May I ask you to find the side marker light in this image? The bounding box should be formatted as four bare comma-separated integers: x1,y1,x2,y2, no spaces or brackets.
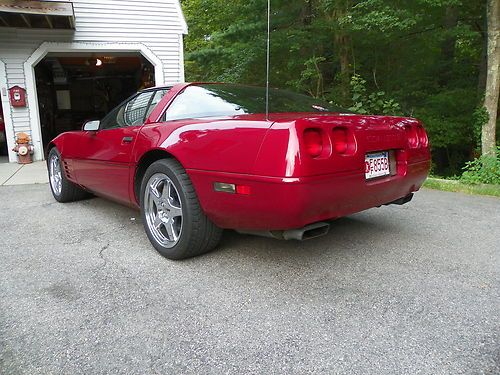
214,183,251,195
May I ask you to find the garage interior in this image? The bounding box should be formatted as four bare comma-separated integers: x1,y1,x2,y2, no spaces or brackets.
34,52,155,150
0,102,7,162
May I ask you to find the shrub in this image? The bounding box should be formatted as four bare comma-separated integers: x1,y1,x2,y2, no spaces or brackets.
460,146,500,185
348,74,401,115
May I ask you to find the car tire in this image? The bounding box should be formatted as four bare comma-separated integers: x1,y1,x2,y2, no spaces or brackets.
140,158,222,260
47,148,89,203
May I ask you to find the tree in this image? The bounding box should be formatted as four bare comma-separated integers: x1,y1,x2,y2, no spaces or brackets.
482,0,499,156
322,0,353,102
181,0,492,175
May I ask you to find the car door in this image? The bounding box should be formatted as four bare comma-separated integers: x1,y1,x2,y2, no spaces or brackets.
72,90,157,205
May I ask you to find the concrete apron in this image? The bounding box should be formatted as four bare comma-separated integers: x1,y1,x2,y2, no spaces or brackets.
0,161,48,186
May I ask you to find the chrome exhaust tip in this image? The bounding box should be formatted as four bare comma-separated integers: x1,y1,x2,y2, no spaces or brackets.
237,222,330,241
385,193,414,206
283,222,330,241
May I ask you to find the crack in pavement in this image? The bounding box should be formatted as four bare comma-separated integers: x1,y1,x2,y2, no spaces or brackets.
98,243,110,268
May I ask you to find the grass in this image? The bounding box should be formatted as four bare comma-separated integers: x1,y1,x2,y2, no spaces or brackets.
423,177,500,197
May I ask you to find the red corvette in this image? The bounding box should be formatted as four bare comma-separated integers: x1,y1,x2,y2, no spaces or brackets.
47,83,430,259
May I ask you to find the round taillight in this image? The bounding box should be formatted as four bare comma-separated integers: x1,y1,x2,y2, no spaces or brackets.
332,127,348,154
404,125,419,148
303,128,323,158
416,126,428,148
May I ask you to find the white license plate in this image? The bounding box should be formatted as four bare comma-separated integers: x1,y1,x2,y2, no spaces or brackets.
365,151,390,179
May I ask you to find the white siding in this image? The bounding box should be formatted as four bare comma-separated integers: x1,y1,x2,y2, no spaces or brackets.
0,0,187,161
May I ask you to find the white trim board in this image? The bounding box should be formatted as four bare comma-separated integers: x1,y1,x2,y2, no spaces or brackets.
0,60,18,163
174,0,188,34
24,41,165,161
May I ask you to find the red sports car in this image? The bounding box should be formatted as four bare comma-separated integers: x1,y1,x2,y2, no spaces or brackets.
47,83,430,259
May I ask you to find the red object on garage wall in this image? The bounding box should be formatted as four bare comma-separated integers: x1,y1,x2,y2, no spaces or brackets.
9,86,27,107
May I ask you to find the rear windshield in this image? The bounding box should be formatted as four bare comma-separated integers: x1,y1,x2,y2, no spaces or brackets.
164,84,348,121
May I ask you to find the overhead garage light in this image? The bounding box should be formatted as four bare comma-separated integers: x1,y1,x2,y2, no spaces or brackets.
86,57,103,67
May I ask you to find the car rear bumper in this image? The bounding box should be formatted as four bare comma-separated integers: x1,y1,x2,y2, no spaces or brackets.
187,159,430,230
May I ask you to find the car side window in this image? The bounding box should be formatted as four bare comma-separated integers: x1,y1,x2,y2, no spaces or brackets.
144,89,168,120
165,86,245,121
100,102,128,130
100,92,155,130
163,86,247,122
124,91,155,126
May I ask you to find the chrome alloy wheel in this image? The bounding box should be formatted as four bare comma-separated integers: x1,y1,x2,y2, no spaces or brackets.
144,173,183,248
49,153,63,196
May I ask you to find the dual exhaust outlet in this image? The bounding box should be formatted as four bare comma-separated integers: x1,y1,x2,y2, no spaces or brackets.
237,193,414,241
238,222,331,241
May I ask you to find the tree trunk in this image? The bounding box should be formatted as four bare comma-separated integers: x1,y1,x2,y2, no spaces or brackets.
336,33,351,100
482,0,500,156
439,6,458,87
301,0,313,26
332,0,351,102
477,15,488,94
478,38,488,94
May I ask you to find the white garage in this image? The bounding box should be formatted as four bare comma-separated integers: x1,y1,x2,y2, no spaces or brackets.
0,0,187,163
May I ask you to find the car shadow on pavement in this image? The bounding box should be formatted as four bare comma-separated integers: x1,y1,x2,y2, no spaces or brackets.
60,194,402,266
214,213,400,261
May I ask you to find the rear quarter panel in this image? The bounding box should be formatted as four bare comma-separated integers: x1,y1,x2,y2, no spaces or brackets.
134,118,272,174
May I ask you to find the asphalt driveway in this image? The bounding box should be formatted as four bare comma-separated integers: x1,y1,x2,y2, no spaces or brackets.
0,184,499,374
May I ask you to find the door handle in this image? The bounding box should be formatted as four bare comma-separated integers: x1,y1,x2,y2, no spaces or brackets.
122,136,134,144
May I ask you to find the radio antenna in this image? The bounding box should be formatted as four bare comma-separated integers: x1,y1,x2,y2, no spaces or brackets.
265,0,271,120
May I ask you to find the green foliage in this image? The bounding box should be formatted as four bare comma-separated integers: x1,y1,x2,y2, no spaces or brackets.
348,74,401,115
415,88,476,149
460,147,500,185
424,177,500,197
181,0,493,176
288,56,326,98
472,105,489,148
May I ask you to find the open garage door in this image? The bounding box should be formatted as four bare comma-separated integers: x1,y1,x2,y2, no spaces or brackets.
34,52,155,150
0,102,7,162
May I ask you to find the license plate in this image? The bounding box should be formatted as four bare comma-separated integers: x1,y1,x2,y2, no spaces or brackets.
365,151,390,179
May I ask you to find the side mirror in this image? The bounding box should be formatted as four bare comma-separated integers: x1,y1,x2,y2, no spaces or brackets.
83,120,100,132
